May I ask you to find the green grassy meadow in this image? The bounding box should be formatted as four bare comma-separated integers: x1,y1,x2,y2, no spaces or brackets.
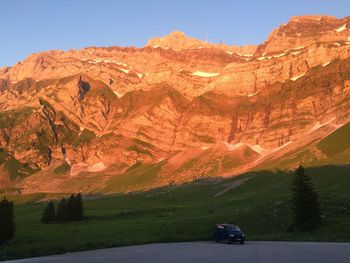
1,165,350,260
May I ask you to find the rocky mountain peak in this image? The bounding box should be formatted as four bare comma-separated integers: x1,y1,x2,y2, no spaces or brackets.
147,30,258,55
147,30,206,49
289,15,337,22
258,15,350,54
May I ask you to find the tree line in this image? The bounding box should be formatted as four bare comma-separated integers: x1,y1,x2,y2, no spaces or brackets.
41,193,84,223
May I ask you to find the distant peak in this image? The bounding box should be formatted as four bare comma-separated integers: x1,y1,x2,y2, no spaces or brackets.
146,30,258,55
289,14,337,22
147,31,205,49
167,31,187,37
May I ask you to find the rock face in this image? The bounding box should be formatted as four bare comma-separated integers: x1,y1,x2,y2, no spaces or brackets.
0,15,350,193
147,31,257,54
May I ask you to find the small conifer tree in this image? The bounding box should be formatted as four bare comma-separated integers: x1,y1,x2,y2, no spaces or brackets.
73,193,83,221
291,165,321,231
67,194,75,220
56,198,68,222
41,201,56,223
0,197,15,244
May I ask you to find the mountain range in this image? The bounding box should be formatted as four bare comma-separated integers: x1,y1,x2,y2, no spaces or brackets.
0,14,350,194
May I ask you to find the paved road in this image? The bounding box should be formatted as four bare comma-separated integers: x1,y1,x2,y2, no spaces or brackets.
6,241,350,263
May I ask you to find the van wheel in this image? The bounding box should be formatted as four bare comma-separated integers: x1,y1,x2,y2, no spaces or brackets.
227,240,232,244
240,241,244,245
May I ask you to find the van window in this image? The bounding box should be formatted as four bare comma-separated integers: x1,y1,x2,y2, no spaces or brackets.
226,226,240,232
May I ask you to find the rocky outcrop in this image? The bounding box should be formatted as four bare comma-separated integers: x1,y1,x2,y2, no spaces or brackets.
147,31,257,54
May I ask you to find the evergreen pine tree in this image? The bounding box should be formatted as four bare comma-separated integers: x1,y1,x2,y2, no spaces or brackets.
291,165,321,231
41,201,56,223
67,194,75,221
0,197,15,244
73,193,83,221
56,198,68,222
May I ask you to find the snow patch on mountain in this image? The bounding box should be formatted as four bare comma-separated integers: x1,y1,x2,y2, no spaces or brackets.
70,162,106,176
335,24,347,32
78,126,85,136
118,68,130,74
247,91,259,97
291,51,301,56
224,142,267,155
268,53,286,59
190,71,220,77
322,61,331,67
113,91,124,98
114,62,131,68
249,144,267,155
236,53,254,57
225,142,243,151
290,73,305,81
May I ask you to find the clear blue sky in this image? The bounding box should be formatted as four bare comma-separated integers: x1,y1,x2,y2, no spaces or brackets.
1,0,349,67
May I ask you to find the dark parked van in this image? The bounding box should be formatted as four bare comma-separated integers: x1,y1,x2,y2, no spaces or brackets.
213,224,245,244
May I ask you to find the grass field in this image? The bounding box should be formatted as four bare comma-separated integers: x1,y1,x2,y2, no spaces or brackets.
1,165,350,261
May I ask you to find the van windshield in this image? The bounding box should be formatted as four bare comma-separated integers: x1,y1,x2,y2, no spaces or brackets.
226,226,241,232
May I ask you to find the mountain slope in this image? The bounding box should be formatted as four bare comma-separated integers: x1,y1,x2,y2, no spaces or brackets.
0,15,350,193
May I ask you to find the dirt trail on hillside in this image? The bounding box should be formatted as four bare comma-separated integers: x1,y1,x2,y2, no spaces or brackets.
214,175,253,197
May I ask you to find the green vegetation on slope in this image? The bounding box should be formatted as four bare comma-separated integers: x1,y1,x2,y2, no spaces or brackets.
99,162,164,193
255,121,350,171
75,129,96,146
0,107,34,129
318,122,350,156
53,162,71,175
0,148,38,180
1,165,350,260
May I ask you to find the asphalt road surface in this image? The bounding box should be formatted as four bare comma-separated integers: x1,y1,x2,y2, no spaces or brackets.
6,241,350,263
